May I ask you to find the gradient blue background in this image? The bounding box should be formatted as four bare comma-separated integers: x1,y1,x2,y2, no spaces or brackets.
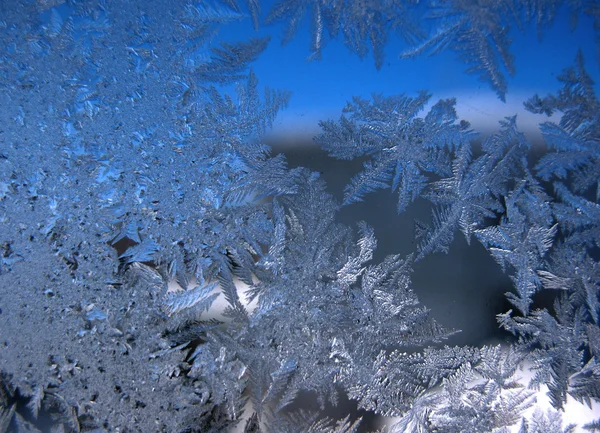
213,2,599,140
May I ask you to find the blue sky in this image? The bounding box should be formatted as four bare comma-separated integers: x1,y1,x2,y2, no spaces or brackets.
213,2,599,141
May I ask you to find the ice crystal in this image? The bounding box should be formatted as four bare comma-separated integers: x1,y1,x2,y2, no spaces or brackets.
0,1,599,432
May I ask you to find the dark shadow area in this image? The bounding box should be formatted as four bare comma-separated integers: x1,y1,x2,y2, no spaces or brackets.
411,236,516,347
0,371,79,433
282,389,381,432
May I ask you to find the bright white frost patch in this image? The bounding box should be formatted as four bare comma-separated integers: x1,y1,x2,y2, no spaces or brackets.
511,361,600,431
432,91,563,143
381,358,599,432
166,276,258,320
170,275,598,432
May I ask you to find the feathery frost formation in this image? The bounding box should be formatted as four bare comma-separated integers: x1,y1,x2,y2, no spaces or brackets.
0,0,599,432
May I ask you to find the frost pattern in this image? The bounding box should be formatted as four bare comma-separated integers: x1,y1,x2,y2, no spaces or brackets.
401,1,600,100
0,0,599,432
314,54,600,431
316,92,475,213
265,0,422,67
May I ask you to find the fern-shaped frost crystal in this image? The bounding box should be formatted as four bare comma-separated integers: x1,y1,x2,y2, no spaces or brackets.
316,92,475,213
